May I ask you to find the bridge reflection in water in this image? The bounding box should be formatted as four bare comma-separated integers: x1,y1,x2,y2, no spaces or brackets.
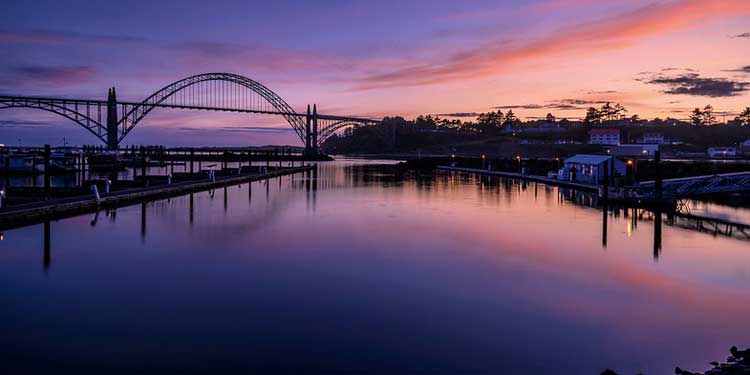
5,160,750,375
29,161,750,272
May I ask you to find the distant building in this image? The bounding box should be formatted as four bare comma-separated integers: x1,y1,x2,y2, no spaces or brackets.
589,128,620,145
641,132,666,144
708,147,738,158
607,144,659,157
558,154,626,184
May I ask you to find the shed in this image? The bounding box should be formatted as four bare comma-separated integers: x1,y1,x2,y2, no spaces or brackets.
559,154,625,184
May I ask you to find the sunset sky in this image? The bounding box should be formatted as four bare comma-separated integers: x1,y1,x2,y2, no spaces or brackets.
1,0,749,146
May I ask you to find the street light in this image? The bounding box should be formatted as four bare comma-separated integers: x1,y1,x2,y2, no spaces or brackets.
516,155,522,173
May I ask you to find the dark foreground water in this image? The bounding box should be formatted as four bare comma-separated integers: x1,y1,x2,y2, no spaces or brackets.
1,159,749,374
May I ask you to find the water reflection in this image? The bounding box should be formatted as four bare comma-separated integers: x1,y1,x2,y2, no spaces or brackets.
1,160,750,374
43,221,50,271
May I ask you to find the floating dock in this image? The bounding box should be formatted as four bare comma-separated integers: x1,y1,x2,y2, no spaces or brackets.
437,166,600,192
0,165,313,230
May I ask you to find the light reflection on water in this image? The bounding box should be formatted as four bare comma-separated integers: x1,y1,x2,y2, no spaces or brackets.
0,159,749,374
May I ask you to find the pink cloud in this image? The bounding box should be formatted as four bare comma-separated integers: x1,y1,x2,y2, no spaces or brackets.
355,0,750,89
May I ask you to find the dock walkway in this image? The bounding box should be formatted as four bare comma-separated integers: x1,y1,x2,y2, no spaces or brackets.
437,166,600,192
0,165,313,229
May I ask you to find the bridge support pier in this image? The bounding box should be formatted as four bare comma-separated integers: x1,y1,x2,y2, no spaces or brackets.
305,105,312,156
106,87,119,150
312,104,319,155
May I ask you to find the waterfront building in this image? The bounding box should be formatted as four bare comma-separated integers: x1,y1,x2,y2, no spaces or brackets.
708,147,738,158
589,128,620,145
607,144,659,157
558,154,626,184
641,132,666,144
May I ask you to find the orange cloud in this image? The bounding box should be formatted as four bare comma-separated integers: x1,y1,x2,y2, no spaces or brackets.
356,0,750,89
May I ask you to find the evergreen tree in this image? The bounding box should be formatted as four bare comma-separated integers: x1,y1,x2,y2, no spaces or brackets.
737,107,750,126
690,108,704,126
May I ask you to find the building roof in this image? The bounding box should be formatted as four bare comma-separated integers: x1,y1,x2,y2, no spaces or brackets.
564,154,613,165
589,128,620,135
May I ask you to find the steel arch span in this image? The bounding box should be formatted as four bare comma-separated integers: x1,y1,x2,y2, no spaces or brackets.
318,119,378,143
0,72,380,150
0,97,108,144
118,73,307,142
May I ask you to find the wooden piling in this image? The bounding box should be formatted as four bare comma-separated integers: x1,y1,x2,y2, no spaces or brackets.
43,144,51,199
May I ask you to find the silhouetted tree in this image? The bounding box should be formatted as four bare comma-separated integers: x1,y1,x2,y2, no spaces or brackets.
415,115,438,130
613,103,627,120
504,110,518,125
585,107,602,124
690,107,704,126
545,113,556,123
737,107,750,126
477,110,503,128
702,105,716,126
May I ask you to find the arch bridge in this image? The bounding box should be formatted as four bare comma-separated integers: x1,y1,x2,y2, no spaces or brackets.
0,72,379,153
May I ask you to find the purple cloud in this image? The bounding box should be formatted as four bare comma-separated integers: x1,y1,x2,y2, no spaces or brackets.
1,65,97,87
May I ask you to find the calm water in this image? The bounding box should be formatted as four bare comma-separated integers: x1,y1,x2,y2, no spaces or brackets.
1,159,749,374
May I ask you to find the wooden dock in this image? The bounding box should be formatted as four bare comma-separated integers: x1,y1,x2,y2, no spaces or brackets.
437,166,600,192
0,165,313,230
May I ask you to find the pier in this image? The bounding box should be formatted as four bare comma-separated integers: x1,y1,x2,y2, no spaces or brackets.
0,164,313,230
437,166,601,192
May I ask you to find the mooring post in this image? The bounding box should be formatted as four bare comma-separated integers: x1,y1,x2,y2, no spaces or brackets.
247,147,253,172
190,148,195,174
44,221,51,270
5,152,11,188
81,149,86,185
43,144,51,199
654,149,662,202
189,193,194,224
602,161,609,202
140,146,147,187
653,208,662,260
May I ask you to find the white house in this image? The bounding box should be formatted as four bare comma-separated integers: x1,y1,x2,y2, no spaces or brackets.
608,144,659,157
589,128,620,145
558,154,626,184
642,132,666,144
708,147,738,158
